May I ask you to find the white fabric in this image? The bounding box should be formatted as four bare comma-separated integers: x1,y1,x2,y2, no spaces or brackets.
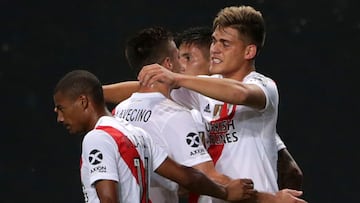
113,92,212,203
190,109,209,149
171,72,280,202
275,133,286,150
80,116,167,203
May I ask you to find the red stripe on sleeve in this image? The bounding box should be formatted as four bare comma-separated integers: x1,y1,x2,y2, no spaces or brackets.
96,125,151,203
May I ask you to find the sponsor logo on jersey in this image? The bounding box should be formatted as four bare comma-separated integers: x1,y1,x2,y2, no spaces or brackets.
208,132,238,145
206,120,238,145
186,132,207,156
205,119,236,134
88,149,107,173
207,103,238,145
89,149,103,165
190,148,206,156
90,165,107,173
186,132,200,147
203,104,211,113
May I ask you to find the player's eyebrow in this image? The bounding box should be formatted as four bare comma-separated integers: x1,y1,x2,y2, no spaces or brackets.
181,53,190,57
54,105,63,111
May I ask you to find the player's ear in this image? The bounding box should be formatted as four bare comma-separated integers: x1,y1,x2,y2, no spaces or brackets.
162,57,173,71
78,94,89,109
244,44,257,60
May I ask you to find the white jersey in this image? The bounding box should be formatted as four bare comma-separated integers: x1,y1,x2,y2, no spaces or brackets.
192,102,285,151
80,116,167,203
276,133,286,150
112,92,212,203
171,72,279,202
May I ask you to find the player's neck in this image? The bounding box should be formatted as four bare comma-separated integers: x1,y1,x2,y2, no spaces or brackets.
224,65,255,81
138,82,171,98
94,105,112,120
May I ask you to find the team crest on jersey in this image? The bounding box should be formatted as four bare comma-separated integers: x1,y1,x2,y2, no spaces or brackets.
198,131,207,149
213,104,234,119
213,104,222,119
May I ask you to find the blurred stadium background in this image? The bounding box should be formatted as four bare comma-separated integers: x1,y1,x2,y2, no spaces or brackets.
1,0,359,202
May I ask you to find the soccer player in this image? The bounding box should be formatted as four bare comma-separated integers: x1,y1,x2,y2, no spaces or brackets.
110,26,306,203
53,69,256,203
112,26,237,203
104,25,303,194
175,26,303,191
138,5,305,203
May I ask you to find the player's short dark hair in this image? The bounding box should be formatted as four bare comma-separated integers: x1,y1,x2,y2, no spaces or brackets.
175,26,212,50
125,26,174,74
54,70,104,105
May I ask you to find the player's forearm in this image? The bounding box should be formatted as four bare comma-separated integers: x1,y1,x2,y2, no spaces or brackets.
277,149,303,190
278,166,303,190
207,171,232,186
102,81,140,104
180,166,227,200
176,75,248,104
240,189,307,203
192,161,232,186
236,191,280,203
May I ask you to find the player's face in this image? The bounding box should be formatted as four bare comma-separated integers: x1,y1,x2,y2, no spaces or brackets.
179,43,210,76
53,92,87,135
209,26,247,78
168,41,184,74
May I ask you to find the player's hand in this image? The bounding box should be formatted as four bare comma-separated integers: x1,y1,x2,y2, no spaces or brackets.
275,189,307,203
225,178,257,201
138,64,179,88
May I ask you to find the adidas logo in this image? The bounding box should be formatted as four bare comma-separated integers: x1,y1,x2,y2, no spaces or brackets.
203,104,211,113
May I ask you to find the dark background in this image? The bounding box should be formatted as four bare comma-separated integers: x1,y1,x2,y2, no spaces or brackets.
1,0,359,202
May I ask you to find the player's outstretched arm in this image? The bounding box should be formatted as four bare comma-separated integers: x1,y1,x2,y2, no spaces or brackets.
273,189,307,203
183,159,307,203
237,189,307,203
155,157,256,201
192,160,232,185
138,63,266,109
102,81,140,104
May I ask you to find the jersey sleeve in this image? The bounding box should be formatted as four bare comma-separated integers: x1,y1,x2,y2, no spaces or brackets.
190,109,209,149
170,87,201,110
275,133,286,150
245,73,279,112
136,128,179,191
82,130,120,185
134,127,168,171
158,110,212,167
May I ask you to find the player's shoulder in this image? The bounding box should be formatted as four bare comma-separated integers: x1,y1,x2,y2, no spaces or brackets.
245,71,276,86
83,128,113,147
96,116,152,144
150,99,194,124
111,116,148,136
157,98,190,112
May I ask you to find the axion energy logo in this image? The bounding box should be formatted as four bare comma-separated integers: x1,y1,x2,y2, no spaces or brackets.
89,149,103,165
186,132,200,147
